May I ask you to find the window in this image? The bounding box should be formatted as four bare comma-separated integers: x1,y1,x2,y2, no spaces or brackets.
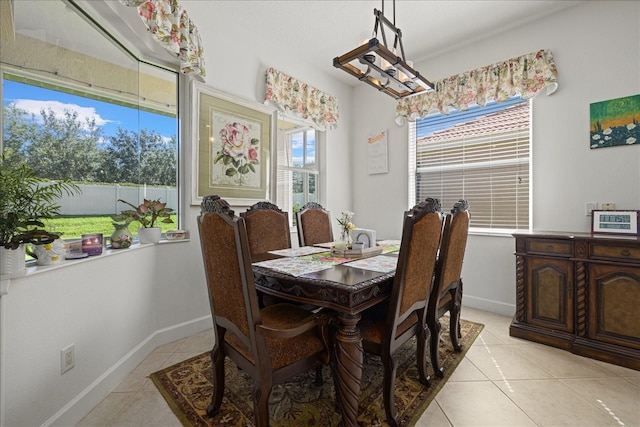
409,97,530,231
1,0,179,240
276,121,320,227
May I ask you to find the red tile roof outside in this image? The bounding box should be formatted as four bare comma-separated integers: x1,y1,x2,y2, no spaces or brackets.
416,102,529,145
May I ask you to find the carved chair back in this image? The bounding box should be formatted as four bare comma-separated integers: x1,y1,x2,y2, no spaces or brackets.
240,201,291,258
296,202,333,246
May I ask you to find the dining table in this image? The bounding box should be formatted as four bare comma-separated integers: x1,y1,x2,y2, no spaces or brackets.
251,241,401,427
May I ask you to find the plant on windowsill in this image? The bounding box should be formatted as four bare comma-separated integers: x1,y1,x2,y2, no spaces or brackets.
0,156,80,276
112,198,174,244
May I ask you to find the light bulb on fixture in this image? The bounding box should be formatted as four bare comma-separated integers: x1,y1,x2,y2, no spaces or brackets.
333,0,433,99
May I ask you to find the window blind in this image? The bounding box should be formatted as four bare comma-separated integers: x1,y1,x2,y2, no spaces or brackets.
414,97,530,230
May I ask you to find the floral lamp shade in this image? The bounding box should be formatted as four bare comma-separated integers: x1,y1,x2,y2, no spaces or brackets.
264,67,339,131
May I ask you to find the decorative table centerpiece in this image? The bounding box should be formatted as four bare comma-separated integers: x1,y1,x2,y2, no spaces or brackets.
336,210,356,249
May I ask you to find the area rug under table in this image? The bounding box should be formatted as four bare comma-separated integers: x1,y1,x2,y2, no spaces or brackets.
150,318,483,427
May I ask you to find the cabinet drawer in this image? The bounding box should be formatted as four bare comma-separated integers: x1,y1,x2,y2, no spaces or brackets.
591,243,640,263
526,239,573,256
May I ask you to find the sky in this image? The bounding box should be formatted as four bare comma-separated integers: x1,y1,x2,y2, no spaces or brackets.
3,80,176,139
290,128,315,167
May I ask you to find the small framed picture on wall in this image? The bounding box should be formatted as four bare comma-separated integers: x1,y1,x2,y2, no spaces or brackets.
591,210,640,235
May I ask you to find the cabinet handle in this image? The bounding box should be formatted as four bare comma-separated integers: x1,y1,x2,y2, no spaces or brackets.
620,249,631,257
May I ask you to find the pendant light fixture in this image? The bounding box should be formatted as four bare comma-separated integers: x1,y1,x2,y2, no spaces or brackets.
333,0,434,99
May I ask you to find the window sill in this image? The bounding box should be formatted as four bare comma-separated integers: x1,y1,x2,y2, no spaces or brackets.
1,238,190,294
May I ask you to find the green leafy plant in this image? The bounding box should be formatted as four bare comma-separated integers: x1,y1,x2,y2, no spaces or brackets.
112,198,174,229
0,156,81,249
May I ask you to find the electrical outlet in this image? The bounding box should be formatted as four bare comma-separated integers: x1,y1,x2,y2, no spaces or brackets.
61,344,75,374
601,202,615,210
585,202,598,216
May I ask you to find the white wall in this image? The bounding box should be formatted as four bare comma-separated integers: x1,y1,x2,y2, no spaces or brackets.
352,1,640,315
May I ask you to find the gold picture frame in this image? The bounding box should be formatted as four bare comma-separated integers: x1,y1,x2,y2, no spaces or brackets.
191,82,275,205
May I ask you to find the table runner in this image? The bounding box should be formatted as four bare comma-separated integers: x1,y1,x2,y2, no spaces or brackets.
344,254,398,273
268,246,329,257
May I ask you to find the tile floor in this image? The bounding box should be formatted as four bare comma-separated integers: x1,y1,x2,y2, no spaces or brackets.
78,308,640,426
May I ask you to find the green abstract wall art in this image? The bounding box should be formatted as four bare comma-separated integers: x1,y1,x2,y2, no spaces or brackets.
590,94,640,149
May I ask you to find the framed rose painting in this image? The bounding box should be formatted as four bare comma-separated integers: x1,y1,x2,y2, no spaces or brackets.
192,82,275,205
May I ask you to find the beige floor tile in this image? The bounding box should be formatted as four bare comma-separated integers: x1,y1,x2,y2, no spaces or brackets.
561,377,640,426
495,378,623,426
513,342,614,379
435,381,536,426
175,329,214,353
589,358,640,377
448,358,488,382
465,343,553,381
77,392,132,427
163,351,205,368
104,391,181,427
461,307,511,325
112,352,171,392
152,339,183,354
472,329,505,346
415,400,453,427
626,376,640,387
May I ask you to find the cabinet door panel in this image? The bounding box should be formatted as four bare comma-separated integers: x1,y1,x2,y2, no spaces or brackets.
588,264,640,349
527,257,574,332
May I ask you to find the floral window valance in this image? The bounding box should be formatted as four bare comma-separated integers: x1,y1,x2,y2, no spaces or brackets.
264,68,339,130
395,49,557,124
119,0,206,76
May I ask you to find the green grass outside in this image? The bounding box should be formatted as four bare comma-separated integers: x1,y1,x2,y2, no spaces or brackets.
44,215,178,240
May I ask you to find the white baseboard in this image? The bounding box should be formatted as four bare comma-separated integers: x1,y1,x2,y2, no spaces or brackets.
46,315,212,427
462,295,515,317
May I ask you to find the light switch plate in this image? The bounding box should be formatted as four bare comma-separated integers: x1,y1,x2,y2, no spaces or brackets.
585,202,598,216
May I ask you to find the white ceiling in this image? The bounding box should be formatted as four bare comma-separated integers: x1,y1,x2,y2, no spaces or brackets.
13,1,582,86
191,0,581,86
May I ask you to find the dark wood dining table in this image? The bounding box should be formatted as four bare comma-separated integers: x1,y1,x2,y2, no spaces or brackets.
251,249,399,427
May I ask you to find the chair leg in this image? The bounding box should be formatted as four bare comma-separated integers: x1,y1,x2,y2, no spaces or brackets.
313,365,324,386
252,379,272,427
206,338,225,417
428,318,445,378
416,323,431,386
450,282,463,351
382,354,398,427
450,304,463,352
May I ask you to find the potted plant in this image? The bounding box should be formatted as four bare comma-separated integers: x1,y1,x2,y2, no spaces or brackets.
0,157,80,276
112,198,174,244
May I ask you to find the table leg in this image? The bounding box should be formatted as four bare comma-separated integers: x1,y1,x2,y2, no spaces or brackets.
334,313,363,427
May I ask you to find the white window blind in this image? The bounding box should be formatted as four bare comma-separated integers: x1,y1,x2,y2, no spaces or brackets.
412,97,530,231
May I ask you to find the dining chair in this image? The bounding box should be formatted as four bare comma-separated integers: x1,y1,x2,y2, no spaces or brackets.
358,198,444,427
427,199,470,378
240,201,291,259
296,202,333,246
197,195,331,427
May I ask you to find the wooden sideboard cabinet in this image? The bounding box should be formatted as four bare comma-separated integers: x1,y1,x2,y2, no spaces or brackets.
510,231,640,370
